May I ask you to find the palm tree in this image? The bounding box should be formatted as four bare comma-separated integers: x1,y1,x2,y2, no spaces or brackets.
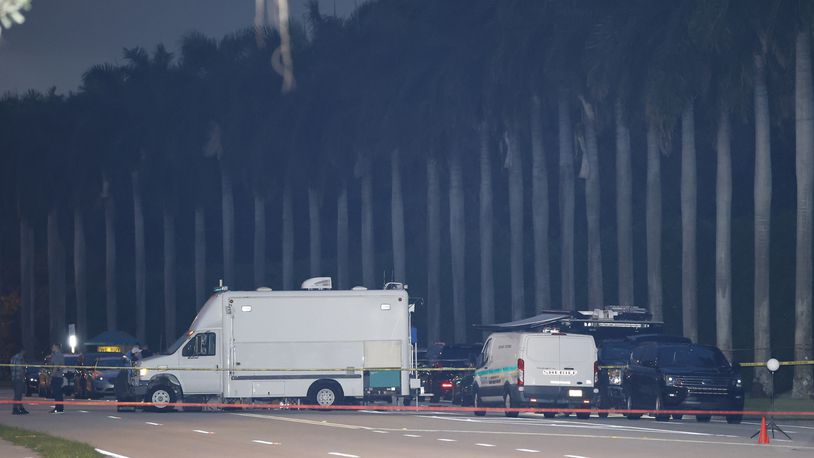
579,98,604,308
426,154,441,343
449,151,466,342
359,155,376,288
478,117,495,327
615,99,635,306
390,149,406,283
336,180,350,289
505,123,525,320
715,103,732,358
531,94,551,313
645,114,664,321
681,103,698,342
558,93,576,311
793,27,814,399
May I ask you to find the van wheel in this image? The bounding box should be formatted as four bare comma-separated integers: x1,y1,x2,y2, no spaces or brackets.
504,392,519,418
654,395,670,422
695,415,712,423
145,385,176,412
473,388,486,417
309,381,344,408
598,412,609,419
625,394,641,420
726,415,742,424
543,412,556,419
576,412,590,420
672,414,684,420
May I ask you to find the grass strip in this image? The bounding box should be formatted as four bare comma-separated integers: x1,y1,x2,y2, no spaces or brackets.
0,423,101,457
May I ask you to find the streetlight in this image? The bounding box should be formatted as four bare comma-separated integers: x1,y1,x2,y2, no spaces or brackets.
751,358,790,440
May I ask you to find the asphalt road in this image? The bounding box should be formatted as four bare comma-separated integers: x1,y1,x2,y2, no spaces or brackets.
1,391,813,457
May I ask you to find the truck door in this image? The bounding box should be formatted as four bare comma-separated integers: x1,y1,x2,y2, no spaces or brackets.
178,331,223,396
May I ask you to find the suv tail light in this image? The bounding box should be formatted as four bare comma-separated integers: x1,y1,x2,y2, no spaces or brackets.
594,361,599,385
517,358,525,386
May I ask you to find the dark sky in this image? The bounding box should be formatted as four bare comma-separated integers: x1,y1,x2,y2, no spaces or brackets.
0,0,360,94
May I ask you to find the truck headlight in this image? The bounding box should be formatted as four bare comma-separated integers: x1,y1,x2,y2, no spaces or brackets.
139,368,148,377
734,378,742,388
608,369,622,386
664,375,676,386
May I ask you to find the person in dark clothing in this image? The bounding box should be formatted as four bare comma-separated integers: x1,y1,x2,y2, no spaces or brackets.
10,349,29,415
49,344,65,413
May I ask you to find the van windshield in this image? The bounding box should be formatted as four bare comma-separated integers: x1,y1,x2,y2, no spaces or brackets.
163,335,188,355
657,345,729,369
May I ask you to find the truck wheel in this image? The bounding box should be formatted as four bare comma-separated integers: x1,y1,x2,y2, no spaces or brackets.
504,392,519,418
654,395,670,422
145,385,177,412
625,395,642,420
473,388,486,416
576,412,591,420
543,412,556,419
672,414,684,420
598,412,609,419
309,382,343,407
725,415,742,424
695,415,711,423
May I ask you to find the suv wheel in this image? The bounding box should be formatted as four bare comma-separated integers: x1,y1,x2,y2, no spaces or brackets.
654,395,670,422
625,394,642,420
504,391,519,418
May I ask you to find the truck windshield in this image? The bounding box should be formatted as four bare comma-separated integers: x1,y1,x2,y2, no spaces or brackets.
657,345,730,369
599,343,633,364
163,335,188,355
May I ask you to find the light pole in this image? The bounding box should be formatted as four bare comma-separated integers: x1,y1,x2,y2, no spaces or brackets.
752,358,791,440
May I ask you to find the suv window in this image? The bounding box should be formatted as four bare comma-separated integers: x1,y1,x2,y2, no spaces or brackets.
657,344,729,369
183,332,216,357
630,343,657,367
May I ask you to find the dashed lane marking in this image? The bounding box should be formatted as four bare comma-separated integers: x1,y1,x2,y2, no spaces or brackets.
145,422,162,426
232,413,367,430
78,410,89,413
475,443,496,447
372,430,388,433
564,455,590,458
403,434,422,437
515,449,540,453
437,438,457,442
328,453,359,458
252,440,281,445
193,429,213,435
107,416,121,420
94,449,130,458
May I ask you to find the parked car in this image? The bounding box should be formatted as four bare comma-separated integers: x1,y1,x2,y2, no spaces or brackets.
38,354,85,398
25,365,40,396
451,373,475,406
622,340,744,423
84,353,130,399
595,335,691,417
423,343,481,402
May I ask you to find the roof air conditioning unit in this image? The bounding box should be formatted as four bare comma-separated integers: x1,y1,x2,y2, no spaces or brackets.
301,277,332,290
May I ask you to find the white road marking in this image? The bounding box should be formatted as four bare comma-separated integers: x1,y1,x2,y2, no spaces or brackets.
107,415,121,420
252,440,281,445
193,429,213,434
475,443,496,447
516,449,540,453
328,453,359,458
403,434,422,437
145,422,162,426
358,410,385,414
232,413,366,430
372,430,388,433
78,410,89,413
437,438,457,442
94,449,130,458
564,455,590,458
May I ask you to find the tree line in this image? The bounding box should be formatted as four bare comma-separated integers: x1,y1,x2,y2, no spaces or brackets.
0,0,812,397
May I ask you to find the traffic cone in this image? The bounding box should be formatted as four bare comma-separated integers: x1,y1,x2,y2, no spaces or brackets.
758,416,770,444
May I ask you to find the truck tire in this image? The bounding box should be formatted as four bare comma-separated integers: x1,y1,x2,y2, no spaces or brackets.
598,412,609,419
473,387,486,416
576,412,591,420
654,395,670,422
309,381,343,407
543,412,556,419
625,395,642,420
504,391,519,418
725,414,742,424
145,385,177,412
695,415,711,423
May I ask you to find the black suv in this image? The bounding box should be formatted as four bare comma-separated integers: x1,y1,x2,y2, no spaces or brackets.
422,343,481,402
623,340,744,423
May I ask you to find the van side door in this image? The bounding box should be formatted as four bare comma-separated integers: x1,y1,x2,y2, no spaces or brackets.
178,331,223,395
475,338,499,401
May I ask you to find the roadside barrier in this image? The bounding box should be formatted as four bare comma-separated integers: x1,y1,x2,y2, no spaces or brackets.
3,358,814,373
1,398,814,417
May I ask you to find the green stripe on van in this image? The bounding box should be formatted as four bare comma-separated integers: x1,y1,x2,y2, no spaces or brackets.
475,365,517,377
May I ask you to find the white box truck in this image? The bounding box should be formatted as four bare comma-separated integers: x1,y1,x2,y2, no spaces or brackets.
472,331,598,418
130,278,414,411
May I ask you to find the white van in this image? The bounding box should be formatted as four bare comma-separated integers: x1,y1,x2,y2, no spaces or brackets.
131,278,414,411
473,331,598,418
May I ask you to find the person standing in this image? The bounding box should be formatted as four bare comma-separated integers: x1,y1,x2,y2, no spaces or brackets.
10,349,29,415
49,343,65,413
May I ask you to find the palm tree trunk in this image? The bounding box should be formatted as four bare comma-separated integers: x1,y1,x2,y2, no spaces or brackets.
282,183,294,290
337,181,349,290
681,103,698,342
427,156,441,343
559,93,576,311
73,207,87,347
254,193,267,286
479,120,495,327
715,104,733,360
793,29,814,399
163,207,176,345
646,120,663,321
753,52,773,396
104,183,117,331
221,170,235,285
583,105,604,308
132,170,146,343
615,99,634,306
48,208,66,344
531,95,551,313
449,153,466,343
391,150,406,283
507,128,525,320
361,163,376,288
194,204,206,310
19,218,34,353
308,187,322,277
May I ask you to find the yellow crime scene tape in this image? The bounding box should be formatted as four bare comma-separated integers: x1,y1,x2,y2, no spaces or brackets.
2,359,813,373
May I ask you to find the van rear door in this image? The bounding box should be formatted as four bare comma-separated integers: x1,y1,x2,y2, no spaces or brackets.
558,335,596,387
522,335,561,386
